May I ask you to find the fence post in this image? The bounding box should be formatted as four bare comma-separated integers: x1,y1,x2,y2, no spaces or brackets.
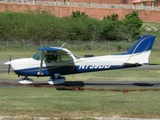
23,39,25,51
74,41,76,48
40,39,42,47
158,40,159,51
108,40,110,51
125,40,127,51
6,40,8,51
57,40,59,47
91,41,92,51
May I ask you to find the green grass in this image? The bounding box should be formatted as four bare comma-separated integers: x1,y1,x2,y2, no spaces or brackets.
149,51,160,64
0,87,160,118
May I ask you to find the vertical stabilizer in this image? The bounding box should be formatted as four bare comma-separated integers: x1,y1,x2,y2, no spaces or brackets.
125,35,156,64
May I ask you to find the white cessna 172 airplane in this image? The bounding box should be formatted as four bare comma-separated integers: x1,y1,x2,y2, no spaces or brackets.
4,35,156,85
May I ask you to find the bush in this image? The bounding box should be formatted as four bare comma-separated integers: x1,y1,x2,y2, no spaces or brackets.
0,10,142,42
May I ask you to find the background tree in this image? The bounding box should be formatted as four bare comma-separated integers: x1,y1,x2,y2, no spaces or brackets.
120,11,143,41
102,11,142,41
0,10,143,42
101,14,121,41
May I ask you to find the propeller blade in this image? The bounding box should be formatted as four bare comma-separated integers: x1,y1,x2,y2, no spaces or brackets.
8,55,12,75
8,64,11,75
9,55,11,61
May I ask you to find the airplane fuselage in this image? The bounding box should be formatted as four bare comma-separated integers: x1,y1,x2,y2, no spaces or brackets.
10,50,150,77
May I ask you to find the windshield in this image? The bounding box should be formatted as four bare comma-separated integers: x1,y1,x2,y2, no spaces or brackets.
32,51,42,60
73,54,81,59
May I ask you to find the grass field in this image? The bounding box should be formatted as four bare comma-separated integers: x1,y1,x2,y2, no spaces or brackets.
0,87,160,119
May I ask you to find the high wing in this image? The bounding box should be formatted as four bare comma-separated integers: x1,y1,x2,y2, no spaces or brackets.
38,47,71,55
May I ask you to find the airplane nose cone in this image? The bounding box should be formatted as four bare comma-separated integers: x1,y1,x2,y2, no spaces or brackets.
4,61,11,65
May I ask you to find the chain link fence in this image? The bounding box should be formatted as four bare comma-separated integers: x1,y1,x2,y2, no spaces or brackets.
0,40,160,52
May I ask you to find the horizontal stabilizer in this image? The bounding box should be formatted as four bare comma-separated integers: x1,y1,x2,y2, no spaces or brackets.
124,63,141,67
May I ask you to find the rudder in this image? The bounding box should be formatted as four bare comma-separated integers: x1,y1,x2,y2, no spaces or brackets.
125,35,156,65
125,35,156,54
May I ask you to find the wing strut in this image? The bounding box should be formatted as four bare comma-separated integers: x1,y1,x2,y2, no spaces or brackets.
60,43,65,48
38,51,45,76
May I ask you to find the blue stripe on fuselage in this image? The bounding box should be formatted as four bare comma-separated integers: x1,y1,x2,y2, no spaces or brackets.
14,64,130,76
14,66,75,76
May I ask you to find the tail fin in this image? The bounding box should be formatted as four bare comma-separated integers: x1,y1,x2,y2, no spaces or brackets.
125,35,156,65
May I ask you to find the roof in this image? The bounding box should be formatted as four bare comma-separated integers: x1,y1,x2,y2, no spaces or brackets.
132,0,142,3
141,0,155,1
132,0,155,3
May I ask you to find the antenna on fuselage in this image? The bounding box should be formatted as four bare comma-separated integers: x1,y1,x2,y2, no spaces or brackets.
60,43,65,48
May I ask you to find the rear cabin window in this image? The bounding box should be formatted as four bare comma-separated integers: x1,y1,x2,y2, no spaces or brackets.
60,55,73,62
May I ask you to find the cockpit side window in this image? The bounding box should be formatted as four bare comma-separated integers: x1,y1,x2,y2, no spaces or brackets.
32,50,75,62
60,54,73,62
45,55,58,61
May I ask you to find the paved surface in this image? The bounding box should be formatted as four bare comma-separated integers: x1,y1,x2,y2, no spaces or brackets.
0,80,160,89
0,116,160,120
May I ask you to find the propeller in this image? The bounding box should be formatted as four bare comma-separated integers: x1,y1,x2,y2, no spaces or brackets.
8,55,11,74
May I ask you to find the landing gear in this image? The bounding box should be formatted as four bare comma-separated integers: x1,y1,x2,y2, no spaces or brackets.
18,77,33,84
48,74,66,85
18,74,65,85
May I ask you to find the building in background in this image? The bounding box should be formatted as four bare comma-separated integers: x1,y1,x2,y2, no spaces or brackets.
132,0,156,8
52,0,160,6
